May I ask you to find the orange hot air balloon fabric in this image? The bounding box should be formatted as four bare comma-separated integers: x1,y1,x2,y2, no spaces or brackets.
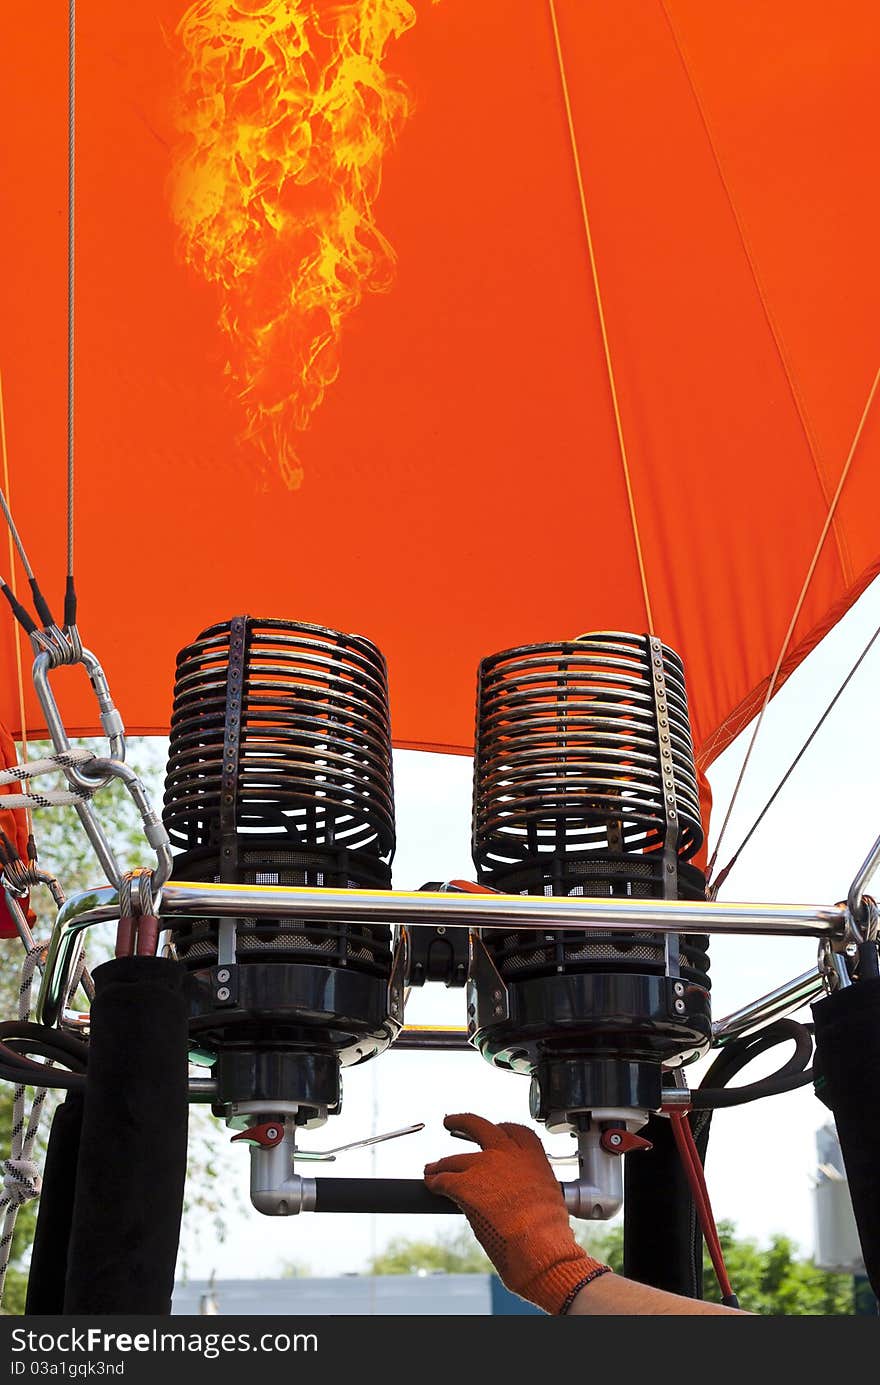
0,724,34,938
0,1,878,770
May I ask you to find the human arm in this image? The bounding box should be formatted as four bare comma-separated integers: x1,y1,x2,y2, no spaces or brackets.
424,1113,748,1316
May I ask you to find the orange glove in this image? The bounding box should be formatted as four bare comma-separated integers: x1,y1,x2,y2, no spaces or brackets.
424,1113,612,1314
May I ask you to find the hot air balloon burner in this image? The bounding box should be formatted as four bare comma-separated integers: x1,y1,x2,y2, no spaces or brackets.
469,633,712,1159
163,617,399,1126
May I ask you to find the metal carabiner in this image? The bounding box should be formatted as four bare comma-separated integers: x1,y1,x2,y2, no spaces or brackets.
85,757,173,909
31,648,126,792
31,647,171,906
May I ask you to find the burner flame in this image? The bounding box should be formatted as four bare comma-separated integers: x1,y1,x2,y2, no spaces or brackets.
170,0,423,487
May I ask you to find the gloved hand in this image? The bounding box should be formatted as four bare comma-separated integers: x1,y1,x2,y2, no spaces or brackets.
424,1112,611,1314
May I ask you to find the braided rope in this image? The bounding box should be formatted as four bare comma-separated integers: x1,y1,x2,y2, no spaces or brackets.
0,789,93,810
0,942,87,1307
0,748,98,810
0,749,94,784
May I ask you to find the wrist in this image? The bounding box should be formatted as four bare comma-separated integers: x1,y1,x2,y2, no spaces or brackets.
558,1264,614,1315
521,1251,612,1317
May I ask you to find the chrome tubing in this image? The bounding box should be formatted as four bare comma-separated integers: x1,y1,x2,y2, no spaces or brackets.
37,882,847,1029
847,831,880,938
712,968,825,1045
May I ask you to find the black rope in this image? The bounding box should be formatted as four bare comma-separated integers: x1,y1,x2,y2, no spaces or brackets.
692,1018,814,1110
711,620,880,896
0,1022,88,1092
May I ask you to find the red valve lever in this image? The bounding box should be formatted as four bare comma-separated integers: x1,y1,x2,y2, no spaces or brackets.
599,1130,653,1155
230,1122,286,1149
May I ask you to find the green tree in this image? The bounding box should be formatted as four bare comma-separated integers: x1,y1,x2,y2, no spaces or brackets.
366,1221,857,1314
573,1218,855,1315
368,1228,491,1275
0,737,228,1311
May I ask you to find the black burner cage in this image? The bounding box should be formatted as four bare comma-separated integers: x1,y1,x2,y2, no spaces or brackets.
162,617,396,979
472,632,709,990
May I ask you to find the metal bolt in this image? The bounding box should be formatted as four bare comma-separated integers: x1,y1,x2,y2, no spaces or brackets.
674,999,686,1013
216,986,230,1002
666,862,675,873
673,981,685,996
266,1127,279,1141
493,989,502,1001
436,926,446,935
493,1005,503,1016
217,968,230,983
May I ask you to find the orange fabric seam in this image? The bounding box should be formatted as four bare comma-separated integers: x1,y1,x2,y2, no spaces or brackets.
659,0,853,588
547,0,655,635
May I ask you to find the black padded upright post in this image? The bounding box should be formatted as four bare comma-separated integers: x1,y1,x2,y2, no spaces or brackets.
63,958,189,1314
813,977,880,1300
623,1111,711,1298
25,1091,84,1314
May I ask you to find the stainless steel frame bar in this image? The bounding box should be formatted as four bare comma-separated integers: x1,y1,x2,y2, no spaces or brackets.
848,830,880,934
37,880,845,1027
711,968,825,1044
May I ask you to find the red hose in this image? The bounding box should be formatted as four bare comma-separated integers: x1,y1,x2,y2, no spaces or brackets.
669,1109,735,1302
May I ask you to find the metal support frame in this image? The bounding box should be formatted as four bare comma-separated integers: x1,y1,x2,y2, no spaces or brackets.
38,880,846,1028
28,881,847,1218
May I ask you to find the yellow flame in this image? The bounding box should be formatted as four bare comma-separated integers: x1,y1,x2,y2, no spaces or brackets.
170,0,422,488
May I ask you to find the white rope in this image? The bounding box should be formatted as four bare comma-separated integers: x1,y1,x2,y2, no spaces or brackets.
0,748,97,809
0,748,94,784
0,789,92,810
0,942,86,1309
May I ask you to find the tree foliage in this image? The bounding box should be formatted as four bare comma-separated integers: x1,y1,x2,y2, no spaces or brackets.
368,1228,491,1276
574,1219,854,1314
367,1220,857,1314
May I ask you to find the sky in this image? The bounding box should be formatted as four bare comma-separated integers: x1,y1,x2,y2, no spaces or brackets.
165,573,880,1282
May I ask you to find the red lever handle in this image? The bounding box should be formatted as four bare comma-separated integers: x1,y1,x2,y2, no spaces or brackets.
230,1121,286,1149
599,1129,653,1155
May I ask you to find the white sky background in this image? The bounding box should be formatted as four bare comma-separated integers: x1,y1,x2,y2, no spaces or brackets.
169,575,880,1281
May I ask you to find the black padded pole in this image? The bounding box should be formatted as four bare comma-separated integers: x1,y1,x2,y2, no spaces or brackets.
623,1111,711,1298
25,1091,84,1314
311,1177,569,1214
314,1178,459,1214
813,977,880,1300
63,958,189,1314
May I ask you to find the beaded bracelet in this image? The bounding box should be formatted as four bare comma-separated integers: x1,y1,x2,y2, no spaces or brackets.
559,1264,614,1315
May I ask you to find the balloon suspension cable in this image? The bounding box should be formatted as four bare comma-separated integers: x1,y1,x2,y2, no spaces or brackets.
65,0,76,631
0,371,32,832
547,0,654,635
707,363,880,889
710,617,880,897
0,831,66,912
0,0,79,660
